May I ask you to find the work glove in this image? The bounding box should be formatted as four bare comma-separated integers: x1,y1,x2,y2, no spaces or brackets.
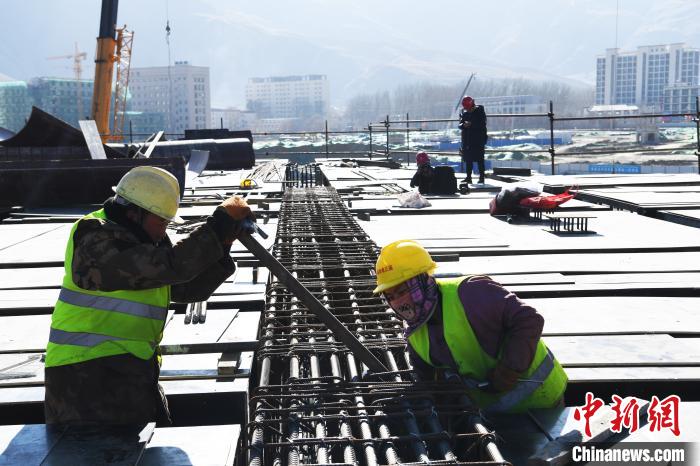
488,362,520,393
208,196,255,246
219,196,253,221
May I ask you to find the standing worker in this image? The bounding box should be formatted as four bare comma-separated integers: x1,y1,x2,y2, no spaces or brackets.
459,96,488,185
44,166,255,425
373,240,567,412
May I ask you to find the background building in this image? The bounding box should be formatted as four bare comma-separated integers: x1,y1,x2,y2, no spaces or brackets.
27,77,94,127
595,43,700,110
211,107,257,131
121,111,167,140
663,84,700,114
0,81,32,132
129,61,210,136
476,95,546,114
246,75,329,120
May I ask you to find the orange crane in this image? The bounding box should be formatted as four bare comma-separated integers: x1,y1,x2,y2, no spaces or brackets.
91,0,134,142
47,43,88,120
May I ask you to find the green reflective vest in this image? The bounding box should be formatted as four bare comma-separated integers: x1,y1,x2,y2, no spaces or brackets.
407,277,567,412
45,209,170,368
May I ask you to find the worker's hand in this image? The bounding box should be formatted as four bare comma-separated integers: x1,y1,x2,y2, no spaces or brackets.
488,362,520,393
219,196,253,221
209,197,255,247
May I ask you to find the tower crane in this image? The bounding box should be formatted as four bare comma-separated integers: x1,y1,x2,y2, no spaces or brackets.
47,43,88,120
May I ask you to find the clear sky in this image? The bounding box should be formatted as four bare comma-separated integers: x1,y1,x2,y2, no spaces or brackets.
1,0,698,107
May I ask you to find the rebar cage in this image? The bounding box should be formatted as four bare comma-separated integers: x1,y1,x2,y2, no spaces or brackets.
247,186,509,466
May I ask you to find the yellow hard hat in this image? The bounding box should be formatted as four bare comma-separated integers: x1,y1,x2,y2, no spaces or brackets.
240,178,258,189
114,166,184,223
373,239,437,294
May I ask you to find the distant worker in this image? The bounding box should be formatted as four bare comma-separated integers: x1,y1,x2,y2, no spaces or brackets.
374,240,567,412
410,151,435,194
459,96,488,184
44,166,255,425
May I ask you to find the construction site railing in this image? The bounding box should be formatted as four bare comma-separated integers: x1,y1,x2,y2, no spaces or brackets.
246,97,700,176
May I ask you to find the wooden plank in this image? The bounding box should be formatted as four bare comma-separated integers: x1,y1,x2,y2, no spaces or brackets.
566,366,700,382
0,315,52,351
219,312,261,343
437,252,700,275
0,351,251,387
0,423,154,465
363,210,700,254
0,224,69,252
44,423,154,465
160,309,239,347
435,273,574,286
140,424,239,466
0,267,63,290
546,335,700,367
0,424,64,465
533,297,700,335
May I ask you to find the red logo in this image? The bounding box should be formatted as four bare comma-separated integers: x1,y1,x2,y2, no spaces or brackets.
573,392,604,437
648,395,681,437
574,393,682,437
377,264,393,275
610,395,641,434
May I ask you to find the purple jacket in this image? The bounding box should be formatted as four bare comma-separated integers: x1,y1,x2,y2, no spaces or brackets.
408,276,544,378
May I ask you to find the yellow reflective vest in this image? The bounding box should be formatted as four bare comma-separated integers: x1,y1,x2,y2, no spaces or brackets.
408,277,567,412
45,209,170,368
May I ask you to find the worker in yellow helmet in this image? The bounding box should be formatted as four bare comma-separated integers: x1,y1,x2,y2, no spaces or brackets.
44,166,255,425
374,240,567,412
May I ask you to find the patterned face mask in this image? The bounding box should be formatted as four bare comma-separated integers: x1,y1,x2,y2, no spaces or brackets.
385,274,439,333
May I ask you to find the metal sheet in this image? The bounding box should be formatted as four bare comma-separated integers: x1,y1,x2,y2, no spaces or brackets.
0,107,123,159
0,158,185,208
78,120,108,160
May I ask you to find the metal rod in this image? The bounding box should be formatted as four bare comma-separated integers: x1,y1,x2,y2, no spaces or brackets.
696,96,700,175
238,234,388,374
385,115,390,158
549,100,555,176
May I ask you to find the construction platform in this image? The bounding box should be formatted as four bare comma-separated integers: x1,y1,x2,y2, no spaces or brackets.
0,159,699,464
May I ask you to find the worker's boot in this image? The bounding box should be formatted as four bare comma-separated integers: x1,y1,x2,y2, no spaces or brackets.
465,176,472,184
478,176,485,184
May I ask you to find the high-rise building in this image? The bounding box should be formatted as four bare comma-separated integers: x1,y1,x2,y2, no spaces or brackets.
27,77,94,126
245,75,329,119
129,61,210,135
0,81,32,132
595,43,700,110
663,84,700,114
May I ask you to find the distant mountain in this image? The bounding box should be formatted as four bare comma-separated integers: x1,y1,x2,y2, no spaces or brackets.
1,0,698,107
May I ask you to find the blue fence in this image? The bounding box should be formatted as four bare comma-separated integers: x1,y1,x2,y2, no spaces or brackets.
588,164,641,174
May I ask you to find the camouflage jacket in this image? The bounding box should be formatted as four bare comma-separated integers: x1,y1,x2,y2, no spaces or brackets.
70,200,235,303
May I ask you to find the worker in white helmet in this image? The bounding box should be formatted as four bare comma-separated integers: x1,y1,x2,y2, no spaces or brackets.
44,166,254,425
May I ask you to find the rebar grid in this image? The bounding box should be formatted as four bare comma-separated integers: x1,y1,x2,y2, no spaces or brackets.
248,186,508,466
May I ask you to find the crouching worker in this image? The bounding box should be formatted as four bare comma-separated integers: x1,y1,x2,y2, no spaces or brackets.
44,166,255,425
409,151,434,194
373,240,567,413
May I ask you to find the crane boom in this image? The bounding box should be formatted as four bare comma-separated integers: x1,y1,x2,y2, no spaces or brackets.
91,0,119,141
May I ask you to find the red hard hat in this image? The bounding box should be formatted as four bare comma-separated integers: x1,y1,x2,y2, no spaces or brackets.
416,151,430,165
462,96,474,109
